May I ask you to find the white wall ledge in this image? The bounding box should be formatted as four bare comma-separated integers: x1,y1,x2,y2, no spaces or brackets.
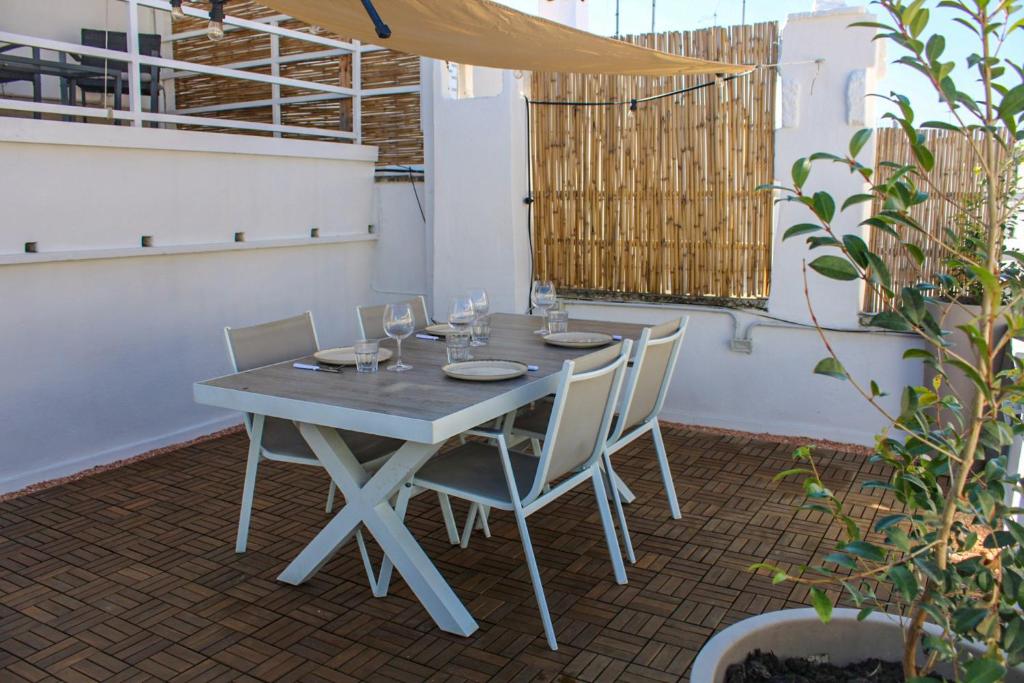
0,233,377,266
0,117,379,162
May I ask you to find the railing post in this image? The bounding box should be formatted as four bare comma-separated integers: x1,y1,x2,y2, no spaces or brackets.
352,39,362,143
270,21,281,138
127,0,144,126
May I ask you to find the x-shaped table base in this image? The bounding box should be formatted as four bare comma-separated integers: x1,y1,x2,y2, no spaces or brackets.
276,423,479,638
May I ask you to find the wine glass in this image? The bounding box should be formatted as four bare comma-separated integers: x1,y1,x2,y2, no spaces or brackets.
448,295,476,331
531,280,557,334
467,288,489,346
383,302,415,372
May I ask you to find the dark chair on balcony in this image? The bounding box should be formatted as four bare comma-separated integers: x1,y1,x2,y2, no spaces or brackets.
0,44,43,119
70,30,162,126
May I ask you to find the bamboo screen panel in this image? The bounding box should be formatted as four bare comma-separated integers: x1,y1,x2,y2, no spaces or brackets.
863,127,998,312
171,1,422,165
529,23,778,302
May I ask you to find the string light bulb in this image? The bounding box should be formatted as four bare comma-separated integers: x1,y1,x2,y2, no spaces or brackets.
169,0,186,20
207,0,226,41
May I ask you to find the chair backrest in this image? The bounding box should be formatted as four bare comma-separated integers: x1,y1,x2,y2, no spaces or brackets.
612,317,688,438
528,341,632,501
357,296,430,339
224,312,319,372
79,30,161,71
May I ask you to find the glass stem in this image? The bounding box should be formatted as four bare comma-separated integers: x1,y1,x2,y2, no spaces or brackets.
396,338,403,365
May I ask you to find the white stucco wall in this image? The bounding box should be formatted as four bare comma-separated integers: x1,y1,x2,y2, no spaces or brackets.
0,121,414,494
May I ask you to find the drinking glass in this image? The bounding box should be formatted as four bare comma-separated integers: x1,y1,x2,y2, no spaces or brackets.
446,328,473,363
353,339,379,373
383,303,414,372
467,288,490,346
546,309,569,334
471,316,491,345
448,295,476,332
530,280,557,334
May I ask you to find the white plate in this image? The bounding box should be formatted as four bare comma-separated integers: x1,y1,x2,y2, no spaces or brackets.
424,323,457,337
442,360,528,382
543,332,614,349
314,346,393,366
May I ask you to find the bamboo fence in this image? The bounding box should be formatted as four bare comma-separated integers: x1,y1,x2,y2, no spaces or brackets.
171,1,422,164
863,127,996,312
529,22,778,301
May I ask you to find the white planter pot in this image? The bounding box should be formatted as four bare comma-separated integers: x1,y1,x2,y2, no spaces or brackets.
690,608,1024,683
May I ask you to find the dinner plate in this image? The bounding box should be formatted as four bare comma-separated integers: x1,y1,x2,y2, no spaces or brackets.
442,360,528,382
424,323,457,337
314,346,393,366
542,331,614,349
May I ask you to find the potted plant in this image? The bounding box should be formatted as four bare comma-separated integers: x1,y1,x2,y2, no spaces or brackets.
692,0,1024,681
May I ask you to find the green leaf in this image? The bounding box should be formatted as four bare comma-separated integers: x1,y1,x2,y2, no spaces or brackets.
772,467,815,482
841,193,874,211
966,264,1000,297
921,119,958,131
782,223,822,240
901,286,925,324
962,658,1005,683
810,588,833,623
808,256,859,281
842,235,870,268
824,552,858,570
812,192,836,222
791,158,811,188
887,564,918,602
911,143,935,172
841,540,886,562
874,513,908,531
848,128,872,158
864,251,892,289
869,311,912,331
953,607,988,633
813,357,847,380
998,84,1024,131
903,241,926,266
925,34,945,62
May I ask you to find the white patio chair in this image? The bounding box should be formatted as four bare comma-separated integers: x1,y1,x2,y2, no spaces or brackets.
225,312,406,553
505,317,688,562
356,295,431,339
381,341,634,651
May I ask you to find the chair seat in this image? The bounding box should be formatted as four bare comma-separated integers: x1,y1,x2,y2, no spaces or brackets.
261,417,402,465
413,442,539,507
76,73,155,93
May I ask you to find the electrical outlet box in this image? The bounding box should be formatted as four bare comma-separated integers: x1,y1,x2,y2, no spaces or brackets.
730,338,753,354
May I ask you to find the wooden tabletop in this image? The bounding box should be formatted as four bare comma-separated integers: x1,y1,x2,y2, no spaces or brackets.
194,313,650,444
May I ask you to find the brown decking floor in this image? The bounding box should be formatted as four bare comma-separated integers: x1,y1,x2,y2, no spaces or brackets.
0,425,895,682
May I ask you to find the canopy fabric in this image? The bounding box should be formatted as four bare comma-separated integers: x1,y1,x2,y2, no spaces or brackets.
261,0,750,76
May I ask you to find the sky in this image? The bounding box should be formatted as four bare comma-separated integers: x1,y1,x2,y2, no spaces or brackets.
495,0,1023,125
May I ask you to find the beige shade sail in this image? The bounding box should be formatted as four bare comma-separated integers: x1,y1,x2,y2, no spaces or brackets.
261,0,750,76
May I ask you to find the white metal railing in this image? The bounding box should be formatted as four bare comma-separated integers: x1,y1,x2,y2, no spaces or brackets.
0,0,419,143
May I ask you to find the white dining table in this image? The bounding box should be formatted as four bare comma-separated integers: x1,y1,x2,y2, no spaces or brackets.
193,312,647,637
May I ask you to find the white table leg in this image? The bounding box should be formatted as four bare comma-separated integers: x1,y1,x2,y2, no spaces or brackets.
279,423,479,637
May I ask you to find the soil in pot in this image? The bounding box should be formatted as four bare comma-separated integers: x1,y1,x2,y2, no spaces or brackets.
724,649,907,682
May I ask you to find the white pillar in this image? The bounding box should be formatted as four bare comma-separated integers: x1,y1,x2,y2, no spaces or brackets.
537,0,589,30
767,6,886,328
423,62,532,317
